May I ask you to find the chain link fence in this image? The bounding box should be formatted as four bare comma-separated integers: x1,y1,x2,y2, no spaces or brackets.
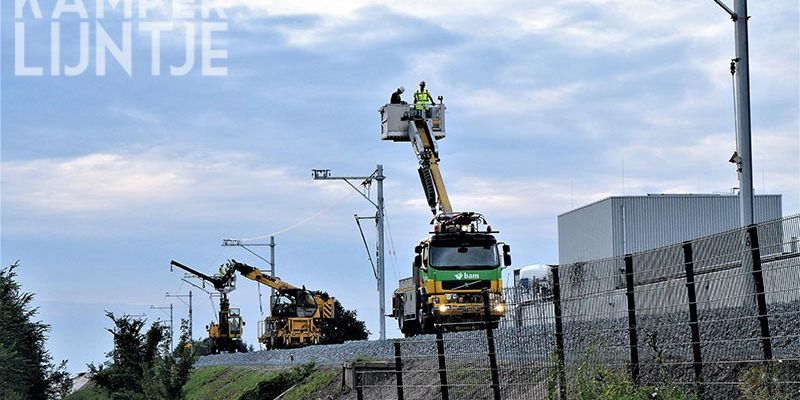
353,214,800,399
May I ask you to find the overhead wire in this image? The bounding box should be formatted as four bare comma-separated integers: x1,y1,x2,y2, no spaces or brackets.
230,192,355,242
354,215,378,279
383,210,401,283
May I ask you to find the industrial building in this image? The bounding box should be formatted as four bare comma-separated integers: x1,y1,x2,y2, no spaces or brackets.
558,194,782,264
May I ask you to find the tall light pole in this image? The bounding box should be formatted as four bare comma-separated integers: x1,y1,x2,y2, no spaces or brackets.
714,0,755,226
166,291,193,340
313,165,386,340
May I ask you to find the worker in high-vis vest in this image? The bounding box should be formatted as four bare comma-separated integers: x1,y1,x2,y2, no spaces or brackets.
413,81,436,112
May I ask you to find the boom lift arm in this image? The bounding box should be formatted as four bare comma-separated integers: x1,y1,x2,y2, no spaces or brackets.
170,260,233,292
225,261,298,292
221,260,335,320
409,116,453,214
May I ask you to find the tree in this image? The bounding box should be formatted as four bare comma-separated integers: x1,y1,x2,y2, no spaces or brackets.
319,300,370,344
142,319,197,400
90,315,197,400
0,261,72,399
89,313,165,399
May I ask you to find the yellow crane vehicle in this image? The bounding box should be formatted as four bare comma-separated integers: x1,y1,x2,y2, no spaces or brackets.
170,260,246,354
219,260,336,349
380,97,512,336
171,259,335,350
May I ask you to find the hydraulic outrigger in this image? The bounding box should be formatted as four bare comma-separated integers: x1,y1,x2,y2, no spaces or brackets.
380,99,511,336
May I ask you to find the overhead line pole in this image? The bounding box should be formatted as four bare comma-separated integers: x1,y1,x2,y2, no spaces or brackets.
166,291,193,341
150,304,174,352
313,165,387,340
221,237,276,316
713,0,755,226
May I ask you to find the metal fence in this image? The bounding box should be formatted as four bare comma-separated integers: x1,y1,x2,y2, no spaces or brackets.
354,214,800,399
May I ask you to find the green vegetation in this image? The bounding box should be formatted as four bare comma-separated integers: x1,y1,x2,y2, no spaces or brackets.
183,366,278,400
86,313,196,399
238,363,316,400
0,261,71,399
279,369,339,400
68,365,341,400
738,362,799,400
319,300,370,344
571,364,695,400
61,387,107,400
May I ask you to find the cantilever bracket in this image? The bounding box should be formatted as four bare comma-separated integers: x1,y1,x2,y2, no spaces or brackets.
711,0,737,20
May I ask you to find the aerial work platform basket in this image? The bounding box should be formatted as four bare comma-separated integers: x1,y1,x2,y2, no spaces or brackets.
379,103,446,142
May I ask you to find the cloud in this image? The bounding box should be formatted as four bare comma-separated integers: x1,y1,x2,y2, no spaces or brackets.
2,152,189,213
219,0,730,53
0,148,379,240
1,148,331,216
107,106,161,124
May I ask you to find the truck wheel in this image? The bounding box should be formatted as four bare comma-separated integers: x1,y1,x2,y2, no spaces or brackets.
401,319,420,337
420,314,434,334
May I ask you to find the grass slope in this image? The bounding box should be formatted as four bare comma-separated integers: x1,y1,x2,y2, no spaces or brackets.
65,365,341,400
183,366,279,400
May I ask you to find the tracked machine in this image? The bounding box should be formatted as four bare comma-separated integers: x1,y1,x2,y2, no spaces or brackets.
171,259,335,350
379,99,511,336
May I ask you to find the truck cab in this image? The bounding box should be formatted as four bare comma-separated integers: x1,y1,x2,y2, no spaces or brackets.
394,212,510,336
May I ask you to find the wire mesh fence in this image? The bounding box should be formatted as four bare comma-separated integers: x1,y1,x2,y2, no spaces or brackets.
354,214,800,399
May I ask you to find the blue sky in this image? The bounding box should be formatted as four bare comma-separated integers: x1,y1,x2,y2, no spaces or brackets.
1,0,798,373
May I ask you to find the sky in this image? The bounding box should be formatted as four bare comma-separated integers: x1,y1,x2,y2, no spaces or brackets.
1,0,798,373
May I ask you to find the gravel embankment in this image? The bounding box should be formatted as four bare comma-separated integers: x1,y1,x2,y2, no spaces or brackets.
197,339,397,367
197,301,800,381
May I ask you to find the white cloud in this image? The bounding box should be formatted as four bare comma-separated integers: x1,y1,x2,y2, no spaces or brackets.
0,148,381,239
2,152,189,213
452,82,586,117
107,106,161,124
220,0,731,52
1,149,321,215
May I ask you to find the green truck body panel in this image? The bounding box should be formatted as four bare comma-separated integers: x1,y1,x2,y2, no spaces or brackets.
423,267,501,283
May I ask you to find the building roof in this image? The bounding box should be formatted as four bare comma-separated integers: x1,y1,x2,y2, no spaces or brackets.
558,193,782,218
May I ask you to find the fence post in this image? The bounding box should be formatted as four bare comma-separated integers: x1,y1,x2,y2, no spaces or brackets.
482,290,502,400
436,330,450,400
747,225,773,361
394,342,404,400
682,241,704,399
550,264,567,400
355,368,364,400
624,254,640,384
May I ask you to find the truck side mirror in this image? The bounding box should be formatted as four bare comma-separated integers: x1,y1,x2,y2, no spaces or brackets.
503,244,511,253
414,255,422,269
504,254,512,267
414,245,422,254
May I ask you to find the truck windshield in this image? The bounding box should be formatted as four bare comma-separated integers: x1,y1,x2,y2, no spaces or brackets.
430,245,499,270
